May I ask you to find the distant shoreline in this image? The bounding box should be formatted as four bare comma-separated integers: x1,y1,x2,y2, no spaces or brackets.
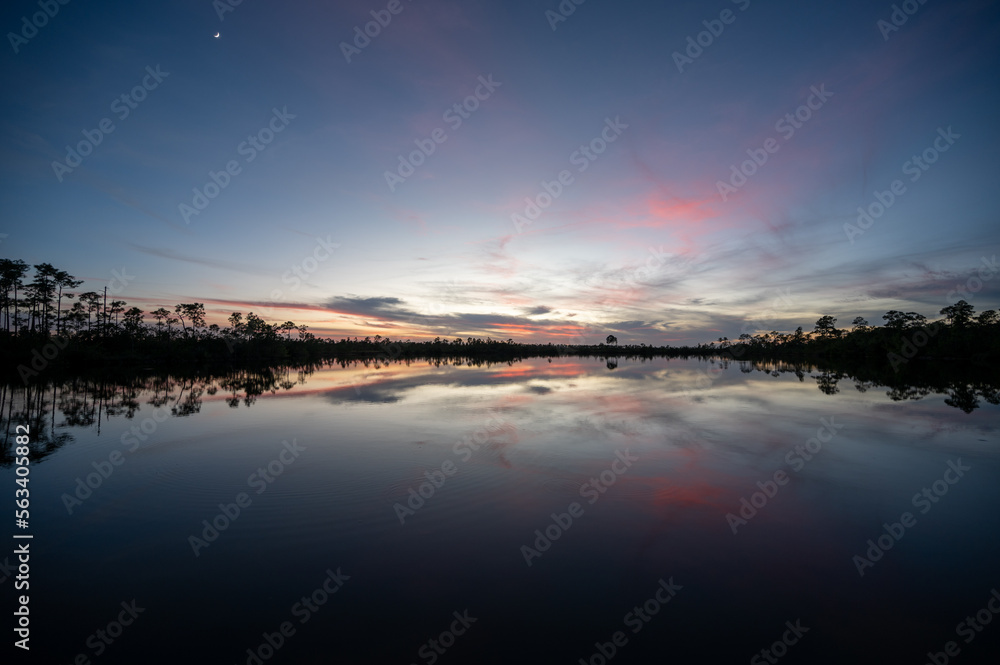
4,332,997,386
4,259,996,383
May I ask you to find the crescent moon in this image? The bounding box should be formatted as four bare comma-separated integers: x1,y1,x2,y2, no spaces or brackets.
214,32,220,38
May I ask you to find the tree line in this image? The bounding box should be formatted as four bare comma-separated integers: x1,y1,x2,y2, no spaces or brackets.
2,258,997,378
0,259,314,343
697,300,998,366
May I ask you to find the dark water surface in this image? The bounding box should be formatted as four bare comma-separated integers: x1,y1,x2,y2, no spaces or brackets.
3,357,1000,664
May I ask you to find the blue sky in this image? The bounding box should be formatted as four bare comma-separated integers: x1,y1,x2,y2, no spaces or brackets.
2,0,998,343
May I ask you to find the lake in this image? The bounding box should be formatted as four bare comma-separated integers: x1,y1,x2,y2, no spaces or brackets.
3,357,1000,664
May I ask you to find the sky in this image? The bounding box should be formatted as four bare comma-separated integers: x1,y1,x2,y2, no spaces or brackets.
2,0,999,344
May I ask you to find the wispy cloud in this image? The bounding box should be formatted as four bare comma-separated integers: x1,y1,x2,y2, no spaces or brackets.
128,245,273,276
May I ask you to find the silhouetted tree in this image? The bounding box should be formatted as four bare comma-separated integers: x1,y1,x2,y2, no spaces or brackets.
940,300,975,327
122,307,144,336
65,302,87,333
151,308,170,336
228,312,246,342
883,310,926,330
814,315,839,338
26,262,62,333
0,258,29,335
165,313,179,338
54,269,83,336
78,292,102,334
109,300,127,330
185,303,206,335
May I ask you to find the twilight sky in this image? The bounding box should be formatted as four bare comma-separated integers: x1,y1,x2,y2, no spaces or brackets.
2,0,998,344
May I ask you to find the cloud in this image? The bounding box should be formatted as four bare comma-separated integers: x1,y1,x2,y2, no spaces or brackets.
128,245,272,276
323,295,419,319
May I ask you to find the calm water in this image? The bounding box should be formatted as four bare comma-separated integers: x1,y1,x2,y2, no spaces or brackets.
3,357,1000,664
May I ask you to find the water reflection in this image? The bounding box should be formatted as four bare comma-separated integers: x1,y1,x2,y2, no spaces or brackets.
3,356,999,663
0,365,319,466
3,357,997,466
